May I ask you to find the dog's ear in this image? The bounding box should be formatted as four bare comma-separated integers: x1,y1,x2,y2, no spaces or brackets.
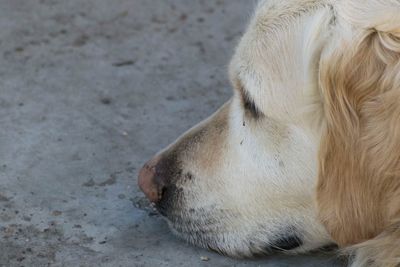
316,0,400,246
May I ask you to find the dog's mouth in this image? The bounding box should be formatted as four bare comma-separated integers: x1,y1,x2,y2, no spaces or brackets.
154,198,309,258
164,211,249,257
146,171,325,258
167,220,307,257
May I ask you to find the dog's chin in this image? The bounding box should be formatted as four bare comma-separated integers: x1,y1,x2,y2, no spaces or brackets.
165,220,233,256
165,218,258,258
156,207,252,257
157,206,308,258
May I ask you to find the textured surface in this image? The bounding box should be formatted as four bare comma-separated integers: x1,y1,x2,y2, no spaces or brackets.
0,0,345,266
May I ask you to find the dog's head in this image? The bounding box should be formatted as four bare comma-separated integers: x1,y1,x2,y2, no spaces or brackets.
138,0,400,259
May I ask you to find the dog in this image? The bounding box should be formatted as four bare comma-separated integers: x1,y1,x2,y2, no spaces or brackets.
138,0,400,266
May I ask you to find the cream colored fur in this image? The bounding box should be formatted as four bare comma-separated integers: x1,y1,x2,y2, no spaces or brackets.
148,1,400,266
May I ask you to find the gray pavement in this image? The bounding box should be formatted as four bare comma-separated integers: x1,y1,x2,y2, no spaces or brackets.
0,0,346,266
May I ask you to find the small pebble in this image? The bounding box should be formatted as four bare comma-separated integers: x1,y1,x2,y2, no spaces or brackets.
200,256,209,261
52,210,62,216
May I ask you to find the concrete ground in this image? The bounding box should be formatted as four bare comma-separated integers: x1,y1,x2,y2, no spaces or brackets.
0,0,346,266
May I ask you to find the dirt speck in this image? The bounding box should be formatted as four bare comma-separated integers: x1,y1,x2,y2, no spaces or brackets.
79,233,94,243
52,210,62,216
179,13,188,21
73,34,89,47
22,216,31,222
15,47,24,53
206,8,214,13
112,60,135,67
98,175,117,186
3,225,16,237
194,41,205,54
125,166,136,173
100,97,112,105
0,193,9,202
82,178,95,187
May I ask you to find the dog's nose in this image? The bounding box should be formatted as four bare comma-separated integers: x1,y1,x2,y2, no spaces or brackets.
138,156,164,203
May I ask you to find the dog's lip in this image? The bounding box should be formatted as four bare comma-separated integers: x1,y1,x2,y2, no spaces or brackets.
154,203,168,216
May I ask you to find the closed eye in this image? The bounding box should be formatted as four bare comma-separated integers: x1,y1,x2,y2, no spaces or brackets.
242,93,261,118
236,80,262,118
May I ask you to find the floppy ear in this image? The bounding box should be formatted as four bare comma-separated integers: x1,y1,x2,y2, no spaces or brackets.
316,0,400,247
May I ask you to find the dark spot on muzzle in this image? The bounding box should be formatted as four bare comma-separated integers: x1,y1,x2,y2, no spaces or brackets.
184,172,194,181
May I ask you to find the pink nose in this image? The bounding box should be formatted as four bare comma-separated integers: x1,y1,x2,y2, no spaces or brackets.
138,156,163,203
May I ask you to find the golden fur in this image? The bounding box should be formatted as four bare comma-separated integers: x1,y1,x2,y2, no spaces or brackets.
317,1,400,265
